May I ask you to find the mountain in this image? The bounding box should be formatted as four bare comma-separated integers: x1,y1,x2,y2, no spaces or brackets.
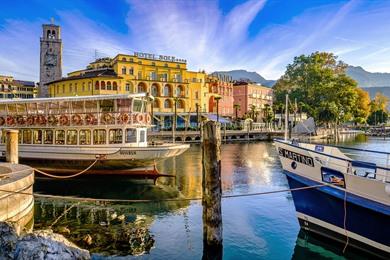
212,70,276,87
346,66,390,88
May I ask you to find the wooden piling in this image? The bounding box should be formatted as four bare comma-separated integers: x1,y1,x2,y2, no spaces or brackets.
6,129,19,164
202,121,223,259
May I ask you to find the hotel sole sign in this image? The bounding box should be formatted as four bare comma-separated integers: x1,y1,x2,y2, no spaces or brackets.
134,52,187,64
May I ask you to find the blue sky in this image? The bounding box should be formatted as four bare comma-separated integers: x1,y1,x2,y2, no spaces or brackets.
1,0,390,81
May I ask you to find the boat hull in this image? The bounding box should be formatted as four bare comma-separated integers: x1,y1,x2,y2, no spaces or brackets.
0,144,190,175
286,170,390,258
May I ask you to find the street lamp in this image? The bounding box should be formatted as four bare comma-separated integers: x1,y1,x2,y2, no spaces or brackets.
172,97,179,143
214,96,222,123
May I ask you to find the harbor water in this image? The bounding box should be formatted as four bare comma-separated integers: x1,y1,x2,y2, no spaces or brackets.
32,134,389,259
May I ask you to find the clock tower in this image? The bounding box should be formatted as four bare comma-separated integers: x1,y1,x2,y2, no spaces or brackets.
39,22,62,97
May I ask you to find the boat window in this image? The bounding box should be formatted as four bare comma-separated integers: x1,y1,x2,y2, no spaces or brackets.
99,100,114,112
55,130,65,145
26,103,37,115
85,100,98,113
93,129,106,145
0,104,6,116
125,129,136,143
139,129,146,142
67,130,78,145
23,130,32,144
48,102,60,115
133,99,143,112
16,104,27,115
109,129,123,144
321,167,345,188
79,130,91,145
71,101,84,114
44,130,53,144
37,103,46,115
18,131,22,144
59,101,70,114
33,130,42,144
7,104,17,115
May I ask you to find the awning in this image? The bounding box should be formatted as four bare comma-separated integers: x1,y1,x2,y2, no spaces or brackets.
202,114,231,124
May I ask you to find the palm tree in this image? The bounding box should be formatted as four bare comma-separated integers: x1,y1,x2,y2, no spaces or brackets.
233,104,240,120
249,104,257,121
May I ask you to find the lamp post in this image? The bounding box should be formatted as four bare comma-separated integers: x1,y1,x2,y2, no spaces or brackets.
196,103,200,131
173,97,179,143
215,96,222,123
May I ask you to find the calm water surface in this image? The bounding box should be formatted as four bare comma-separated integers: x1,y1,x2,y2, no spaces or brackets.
33,135,390,259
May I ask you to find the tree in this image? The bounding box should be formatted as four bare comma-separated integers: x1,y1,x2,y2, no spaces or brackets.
262,104,274,128
273,52,358,127
370,92,389,113
353,88,370,124
367,110,388,125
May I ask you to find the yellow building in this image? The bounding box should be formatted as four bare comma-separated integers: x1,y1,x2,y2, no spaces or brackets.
0,75,37,99
47,52,209,129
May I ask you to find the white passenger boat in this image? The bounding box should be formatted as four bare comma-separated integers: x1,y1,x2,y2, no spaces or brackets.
275,139,390,258
0,94,189,175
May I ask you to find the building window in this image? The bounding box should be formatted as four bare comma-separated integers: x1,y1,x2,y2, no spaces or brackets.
164,85,172,96
150,71,157,80
56,85,59,95
88,82,91,91
152,62,156,66
66,130,78,145
126,83,130,92
138,61,142,65
129,58,133,62
129,67,134,75
164,63,168,67
107,81,112,90
75,83,78,92
151,84,159,96
122,57,126,62
95,81,99,90
109,129,123,144
122,67,126,74
82,82,85,92
164,99,172,108
113,82,118,91
93,129,106,145
44,130,53,144
176,64,180,68
79,130,91,145
62,85,65,93
23,130,32,144
101,81,106,90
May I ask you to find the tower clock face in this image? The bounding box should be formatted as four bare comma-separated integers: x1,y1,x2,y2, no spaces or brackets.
45,53,57,66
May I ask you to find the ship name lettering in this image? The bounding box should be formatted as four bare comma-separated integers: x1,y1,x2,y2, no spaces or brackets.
278,148,314,167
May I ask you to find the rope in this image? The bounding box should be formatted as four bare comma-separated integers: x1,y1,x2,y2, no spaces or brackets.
33,157,100,179
0,183,328,203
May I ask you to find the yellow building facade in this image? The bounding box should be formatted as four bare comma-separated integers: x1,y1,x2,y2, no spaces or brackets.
0,75,37,99
47,53,209,129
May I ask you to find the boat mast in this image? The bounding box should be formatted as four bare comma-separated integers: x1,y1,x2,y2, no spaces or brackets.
284,94,288,141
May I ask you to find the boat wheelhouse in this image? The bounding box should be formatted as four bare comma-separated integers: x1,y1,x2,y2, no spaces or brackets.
0,94,190,175
274,139,390,258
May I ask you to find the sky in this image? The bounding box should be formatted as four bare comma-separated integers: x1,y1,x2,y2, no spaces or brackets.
1,0,390,81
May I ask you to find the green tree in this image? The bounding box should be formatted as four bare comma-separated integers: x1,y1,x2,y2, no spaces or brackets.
233,104,240,120
262,104,274,127
370,92,389,113
273,52,358,127
353,88,370,124
367,110,388,125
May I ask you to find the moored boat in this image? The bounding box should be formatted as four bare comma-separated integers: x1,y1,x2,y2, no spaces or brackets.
274,139,390,258
0,94,190,175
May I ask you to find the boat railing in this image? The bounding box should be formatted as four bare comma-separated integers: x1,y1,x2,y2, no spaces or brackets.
0,111,152,128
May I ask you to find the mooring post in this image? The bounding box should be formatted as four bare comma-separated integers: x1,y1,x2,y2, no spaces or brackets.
6,129,19,164
202,121,223,260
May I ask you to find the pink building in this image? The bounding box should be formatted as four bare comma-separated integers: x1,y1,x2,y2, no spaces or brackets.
208,74,234,117
233,81,273,121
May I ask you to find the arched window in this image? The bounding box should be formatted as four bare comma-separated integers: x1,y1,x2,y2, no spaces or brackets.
177,100,184,109
95,81,100,90
122,57,127,62
137,83,146,93
164,99,171,108
129,67,134,75
113,82,118,91
122,67,126,74
164,85,172,96
47,30,51,39
107,81,112,90
176,85,184,97
153,99,160,108
52,30,56,38
101,81,106,90
151,84,159,96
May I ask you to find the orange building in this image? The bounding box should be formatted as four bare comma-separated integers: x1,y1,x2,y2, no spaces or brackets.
208,74,234,117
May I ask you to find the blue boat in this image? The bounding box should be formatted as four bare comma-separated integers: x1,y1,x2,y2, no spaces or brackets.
274,139,390,258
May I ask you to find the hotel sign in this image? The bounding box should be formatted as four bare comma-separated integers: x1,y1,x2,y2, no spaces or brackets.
134,52,187,64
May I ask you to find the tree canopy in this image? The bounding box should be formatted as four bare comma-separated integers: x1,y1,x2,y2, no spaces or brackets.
273,52,362,125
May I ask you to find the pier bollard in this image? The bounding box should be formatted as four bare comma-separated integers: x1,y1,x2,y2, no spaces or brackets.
202,121,223,259
6,129,19,164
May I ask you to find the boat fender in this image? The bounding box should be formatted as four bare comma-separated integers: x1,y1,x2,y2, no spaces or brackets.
59,115,69,125
27,116,35,125
72,114,82,125
6,116,15,126
136,113,144,124
0,117,5,126
48,115,58,125
146,114,152,124
119,113,129,124
85,114,95,125
386,184,390,196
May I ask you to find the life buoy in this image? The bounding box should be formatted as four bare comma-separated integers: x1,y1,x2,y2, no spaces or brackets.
59,115,69,125
85,114,95,125
101,113,112,124
72,114,82,125
6,116,15,126
118,113,129,124
27,116,35,125
0,117,5,126
146,114,152,124
38,115,47,125
48,115,57,125
16,116,25,125
136,113,144,124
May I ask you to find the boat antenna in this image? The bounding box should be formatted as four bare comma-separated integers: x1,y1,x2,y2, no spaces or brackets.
284,93,289,141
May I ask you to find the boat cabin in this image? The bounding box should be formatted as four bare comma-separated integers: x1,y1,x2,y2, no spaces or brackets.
0,94,153,147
